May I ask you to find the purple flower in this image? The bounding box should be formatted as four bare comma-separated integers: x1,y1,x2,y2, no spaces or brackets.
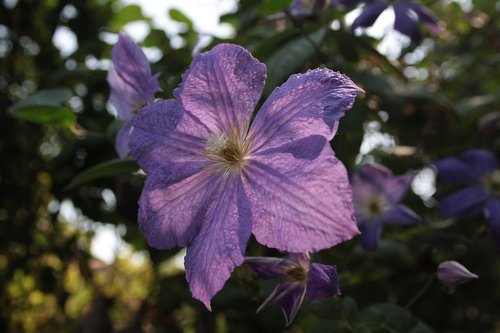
351,163,421,251
437,260,478,287
246,253,340,326
350,1,439,44
434,149,500,247
107,33,160,158
129,44,362,308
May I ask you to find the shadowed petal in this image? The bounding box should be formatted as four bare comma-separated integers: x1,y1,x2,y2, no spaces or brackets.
437,261,478,287
439,187,489,219
185,173,252,310
175,44,266,135
248,145,359,253
108,33,160,118
434,154,485,185
355,164,415,205
280,284,307,326
130,99,208,173
393,4,421,43
405,3,440,34
359,219,383,251
461,150,498,175
138,162,220,249
306,263,339,301
245,257,288,279
115,120,133,158
351,3,387,29
486,198,500,247
382,205,421,225
250,69,362,152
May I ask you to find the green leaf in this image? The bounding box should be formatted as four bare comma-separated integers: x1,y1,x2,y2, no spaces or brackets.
8,88,72,112
258,0,293,15
10,105,76,126
264,29,325,95
109,5,150,31
358,304,434,333
8,89,75,126
65,158,139,190
169,8,193,27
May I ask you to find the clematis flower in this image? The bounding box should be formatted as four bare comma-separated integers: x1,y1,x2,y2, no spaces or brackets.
437,260,478,287
107,33,160,158
434,149,500,247
129,44,362,308
351,163,421,251
349,0,439,44
245,253,340,326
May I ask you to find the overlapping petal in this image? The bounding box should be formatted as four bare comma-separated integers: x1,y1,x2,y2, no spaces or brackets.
439,187,489,219
351,3,387,29
245,257,290,279
250,69,363,151
115,120,133,158
175,44,266,135
393,5,421,43
108,33,160,118
359,219,383,251
185,173,252,309
247,145,359,253
138,162,221,249
306,263,339,301
130,99,208,173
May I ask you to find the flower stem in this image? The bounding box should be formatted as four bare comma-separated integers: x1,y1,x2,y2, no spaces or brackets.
404,275,435,310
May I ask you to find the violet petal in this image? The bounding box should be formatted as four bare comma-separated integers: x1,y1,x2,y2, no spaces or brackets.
245,257,289,279
351,3,387,29
185,173,252,310
306,263,340,301
382,205,421,225
175,44,266,135
439,186,489,219
115,119,133,159
138,162,221,249
486,198,500,248
359,218,384,251
393,4,421,43
250,68,362,152
279,284,307,326
248,145,359,253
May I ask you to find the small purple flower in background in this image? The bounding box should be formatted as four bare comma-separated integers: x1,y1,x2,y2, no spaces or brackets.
351,163,421,251
349,1,439,44
246,253,340,326
107,33,160,158
434,149,500,247
129,44,362,308
437,260,478,287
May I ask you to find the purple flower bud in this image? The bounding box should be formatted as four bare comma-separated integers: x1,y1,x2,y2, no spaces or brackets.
437,261,478,287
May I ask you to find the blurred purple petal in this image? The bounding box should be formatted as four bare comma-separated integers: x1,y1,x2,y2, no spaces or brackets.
130,99,207,173
405,2,440,34
437,261,478,287
138,162,220,249
175,44,266,135
248,146,359,253
486,198,500,247
393,4,421,43
108,33,160,118
306,263,339,301
359,219,383,251
251,69,362,151
461,150,498,175
351,3,387,29
434,158,479,185
245,257,289,279
439,187,489,219
185,174,252,310
382,205,421,225
115,120,133,159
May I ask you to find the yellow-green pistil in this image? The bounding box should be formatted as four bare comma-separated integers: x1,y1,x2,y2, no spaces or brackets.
285,264,308,283
204,122,254,174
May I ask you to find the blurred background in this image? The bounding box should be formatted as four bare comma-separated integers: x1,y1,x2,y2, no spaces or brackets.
0,0,499,332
